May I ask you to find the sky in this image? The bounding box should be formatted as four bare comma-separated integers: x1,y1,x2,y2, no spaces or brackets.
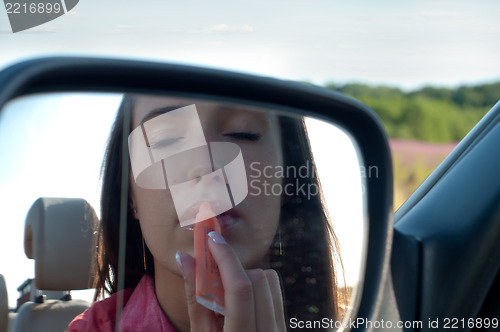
0,0,499,90
0,0,499,310
0,94,121,307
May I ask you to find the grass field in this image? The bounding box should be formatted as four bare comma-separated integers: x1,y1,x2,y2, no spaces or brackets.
390,139,458,210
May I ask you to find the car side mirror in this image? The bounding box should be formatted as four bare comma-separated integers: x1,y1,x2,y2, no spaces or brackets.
0,57,393,331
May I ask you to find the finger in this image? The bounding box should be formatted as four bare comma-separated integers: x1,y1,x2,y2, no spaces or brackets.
176,251,220,331
207,231,256,332
264,270,286,331
246,269,276,331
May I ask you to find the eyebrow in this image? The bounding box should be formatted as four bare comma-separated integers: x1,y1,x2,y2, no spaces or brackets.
140,105,186,125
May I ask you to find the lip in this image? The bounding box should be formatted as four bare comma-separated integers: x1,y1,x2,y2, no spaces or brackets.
179,200,239,228
215,210,242,232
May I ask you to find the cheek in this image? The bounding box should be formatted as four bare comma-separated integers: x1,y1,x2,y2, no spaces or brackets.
242,142,283,219
240,160,283,243
134,189,179,246
137,189,196,267
231,196,281,268
135,189,176,226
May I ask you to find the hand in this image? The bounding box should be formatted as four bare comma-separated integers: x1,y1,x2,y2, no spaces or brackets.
176,231,287,332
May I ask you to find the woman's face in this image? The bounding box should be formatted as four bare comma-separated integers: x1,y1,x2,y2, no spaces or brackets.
129,96,283,277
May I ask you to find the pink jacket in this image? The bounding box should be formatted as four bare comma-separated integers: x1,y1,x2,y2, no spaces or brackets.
68,275,176,332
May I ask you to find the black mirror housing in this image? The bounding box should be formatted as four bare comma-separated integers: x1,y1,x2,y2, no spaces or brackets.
0,57,393,331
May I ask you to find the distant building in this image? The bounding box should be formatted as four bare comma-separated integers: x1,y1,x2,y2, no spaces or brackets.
16,279,65,312
16,279,32,311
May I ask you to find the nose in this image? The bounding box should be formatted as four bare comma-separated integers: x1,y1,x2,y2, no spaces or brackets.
189,166,225,185
188,163,212,181
164,144,228,186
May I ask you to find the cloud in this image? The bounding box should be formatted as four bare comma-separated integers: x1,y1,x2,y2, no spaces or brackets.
9,25,57,34
109,24,134,33
194,24,254,34
419,11,462,19
66,10,85,17
478,26,500,34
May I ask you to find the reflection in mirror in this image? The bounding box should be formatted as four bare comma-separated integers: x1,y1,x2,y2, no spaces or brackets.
0,93,366,331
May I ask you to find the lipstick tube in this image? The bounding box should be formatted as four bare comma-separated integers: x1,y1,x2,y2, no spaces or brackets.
194,202,225,315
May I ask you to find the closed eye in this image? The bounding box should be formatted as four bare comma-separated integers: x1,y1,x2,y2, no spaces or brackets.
149,137,183,149
223,132,261,141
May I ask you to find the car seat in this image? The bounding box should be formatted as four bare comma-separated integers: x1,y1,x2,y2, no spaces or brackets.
0,275,16,332
0,274,8,332
12,197,98,332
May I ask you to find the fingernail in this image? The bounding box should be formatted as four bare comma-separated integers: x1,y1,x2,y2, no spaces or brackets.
175,251,186,279
208,231,226,244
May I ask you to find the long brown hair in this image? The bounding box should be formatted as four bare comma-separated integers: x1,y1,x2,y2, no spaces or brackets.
274,115,345,321
94,95,345,322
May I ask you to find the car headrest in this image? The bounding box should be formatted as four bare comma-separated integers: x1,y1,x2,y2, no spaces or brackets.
24,198,98,291
0,274,7,332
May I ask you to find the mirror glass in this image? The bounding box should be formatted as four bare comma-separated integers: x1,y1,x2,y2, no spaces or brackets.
0,92,367,330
